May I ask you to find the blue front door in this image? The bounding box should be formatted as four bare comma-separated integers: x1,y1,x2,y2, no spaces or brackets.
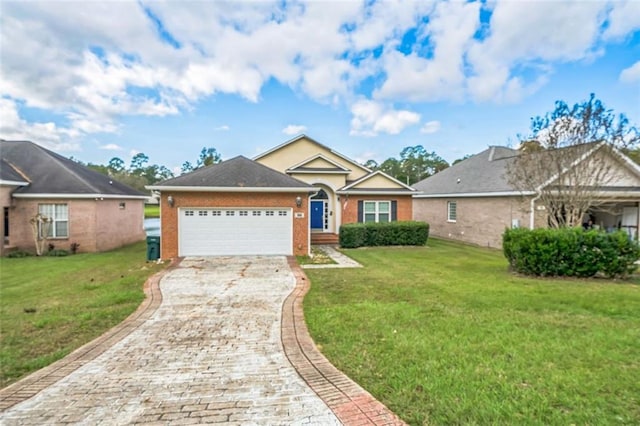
311,201,324,229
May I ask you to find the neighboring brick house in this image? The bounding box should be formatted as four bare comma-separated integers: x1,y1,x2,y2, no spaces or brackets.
413,144,640,248
0,140,147,256
149,135,416,258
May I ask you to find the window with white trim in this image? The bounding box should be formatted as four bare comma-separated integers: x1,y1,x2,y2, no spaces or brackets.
38,204,69,238
447,201,457,222
364,201,390,223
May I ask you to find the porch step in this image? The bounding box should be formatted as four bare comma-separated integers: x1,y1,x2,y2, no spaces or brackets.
311,233,339,245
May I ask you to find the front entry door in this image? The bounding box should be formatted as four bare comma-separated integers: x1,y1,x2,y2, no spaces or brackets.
311,200,324,229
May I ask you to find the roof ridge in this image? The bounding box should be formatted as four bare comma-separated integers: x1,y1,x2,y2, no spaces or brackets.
30,142,102,193
4,160,31,182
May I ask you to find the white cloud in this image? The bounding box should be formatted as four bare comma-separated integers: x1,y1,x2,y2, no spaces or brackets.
466,1,607,103
350,100,420,137
420,120,441,134
620,61,640,83
214,125,230,131
603,0,640,40
282,124,307,135
99,143,124,151
1,0,639,150
0,98,79,151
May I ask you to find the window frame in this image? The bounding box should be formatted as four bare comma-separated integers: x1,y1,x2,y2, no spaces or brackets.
447,201,457,222
38,203,69,239
363,200,391,223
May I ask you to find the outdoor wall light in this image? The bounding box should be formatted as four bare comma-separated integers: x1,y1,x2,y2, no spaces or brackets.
167,195,174,207
295,196,302,207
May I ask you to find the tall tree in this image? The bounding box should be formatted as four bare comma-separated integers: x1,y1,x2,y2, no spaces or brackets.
196,147,222,168
507,94,639,228
363,159,379,170
399,145,449,185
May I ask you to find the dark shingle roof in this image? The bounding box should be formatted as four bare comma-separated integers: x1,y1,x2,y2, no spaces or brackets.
413,146,521,195
0,140,146,197
154,155,315,189
0,158,28,183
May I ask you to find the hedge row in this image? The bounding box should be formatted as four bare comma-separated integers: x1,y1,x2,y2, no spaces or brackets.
503,228,640,278
339,221,429,248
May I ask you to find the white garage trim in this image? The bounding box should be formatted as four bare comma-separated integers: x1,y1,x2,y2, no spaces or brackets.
178,207,293,256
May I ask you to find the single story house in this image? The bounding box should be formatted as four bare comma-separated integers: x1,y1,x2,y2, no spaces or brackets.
413,144,640,248
149,135,415,258
0,140,147,256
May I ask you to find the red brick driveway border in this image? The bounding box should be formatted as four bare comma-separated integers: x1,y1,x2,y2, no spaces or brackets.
0,258,181,412
283,257,407,426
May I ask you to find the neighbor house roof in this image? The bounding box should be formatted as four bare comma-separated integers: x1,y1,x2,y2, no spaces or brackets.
148,155,316,192
0,159,29,185
412,146,528,198
0,140,147,198
413,143,640,198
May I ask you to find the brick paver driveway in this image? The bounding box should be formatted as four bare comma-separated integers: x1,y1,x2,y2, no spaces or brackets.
1,256,339,425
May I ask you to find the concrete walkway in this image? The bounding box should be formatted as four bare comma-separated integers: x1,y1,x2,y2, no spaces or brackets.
302,245,362,269
0,256,404,425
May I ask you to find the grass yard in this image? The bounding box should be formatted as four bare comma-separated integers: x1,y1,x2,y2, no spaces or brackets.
144,204,160,218
0,241,165,387
304,238,640,425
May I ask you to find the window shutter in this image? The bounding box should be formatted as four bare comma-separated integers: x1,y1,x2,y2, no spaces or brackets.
357,200,363,223
391,200,397,221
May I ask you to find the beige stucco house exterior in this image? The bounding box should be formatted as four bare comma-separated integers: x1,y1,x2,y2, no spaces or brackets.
413,144,640,248
1,140,147,256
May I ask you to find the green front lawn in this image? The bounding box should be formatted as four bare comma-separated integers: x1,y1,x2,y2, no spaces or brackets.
144,204,160,218
304,239,640,425
0,242,165,387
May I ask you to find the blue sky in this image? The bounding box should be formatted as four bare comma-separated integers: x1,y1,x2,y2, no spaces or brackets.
1,0,639,174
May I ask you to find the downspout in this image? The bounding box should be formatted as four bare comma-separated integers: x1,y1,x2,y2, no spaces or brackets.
529,193,541,230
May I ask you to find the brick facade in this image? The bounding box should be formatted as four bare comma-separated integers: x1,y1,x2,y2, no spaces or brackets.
4,198,145,254
413,196,538,248
341,195,413,224
159,191,310,259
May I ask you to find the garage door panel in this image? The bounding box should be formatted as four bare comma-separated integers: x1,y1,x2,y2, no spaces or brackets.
179,208,293,256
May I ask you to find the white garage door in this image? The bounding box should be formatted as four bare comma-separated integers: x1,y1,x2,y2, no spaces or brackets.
178,208,293,256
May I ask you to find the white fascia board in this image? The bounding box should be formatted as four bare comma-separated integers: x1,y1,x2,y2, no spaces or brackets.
286,153,351,172
287,169,350,174
341,170,415,191
12,193,148,200
0,179,29,186
146,185,317,193
337,190,416,195
413,191,536,198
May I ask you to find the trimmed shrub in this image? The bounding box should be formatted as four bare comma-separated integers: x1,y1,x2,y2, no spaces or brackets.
6,250,33,258
503,228,640,278
47,249,69,257
340,221,429,248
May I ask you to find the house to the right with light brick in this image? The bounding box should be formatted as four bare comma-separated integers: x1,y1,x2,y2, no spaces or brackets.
412,144,640,249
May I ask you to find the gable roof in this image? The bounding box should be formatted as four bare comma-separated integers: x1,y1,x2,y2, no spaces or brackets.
254,134,371,174
413,143,640,198
338,170,416,195
286,154,351,174
148,155,316,192
0,140,147,198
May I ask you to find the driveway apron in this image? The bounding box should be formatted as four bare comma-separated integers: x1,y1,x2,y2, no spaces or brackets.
0,256,340,425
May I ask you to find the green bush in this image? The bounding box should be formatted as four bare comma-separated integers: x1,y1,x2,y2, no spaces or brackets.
47,249,69,257
5,250,33,258
340,221,429,248
503,228,640,278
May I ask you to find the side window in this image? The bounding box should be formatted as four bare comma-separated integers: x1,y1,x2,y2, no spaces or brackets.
447,201,457,222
